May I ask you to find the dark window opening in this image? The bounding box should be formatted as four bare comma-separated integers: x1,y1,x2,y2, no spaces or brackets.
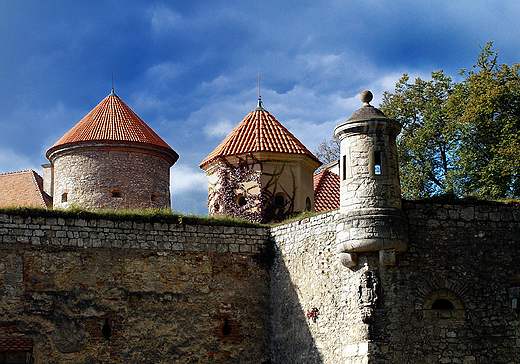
61,193,67,203
0,338,33,364
111,191,122,198
150,193,158,202
222,318,232,336
102,318,113,338
235,194,246,207
374,151,382,175
305,197,311,211
0,352,31,364
342,155,347,180
274,194,285,207
432,298,455,310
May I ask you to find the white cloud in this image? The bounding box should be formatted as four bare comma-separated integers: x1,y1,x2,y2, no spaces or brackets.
0,148,39,174
149,6,183,34
203,119,234,138
170,164,208,195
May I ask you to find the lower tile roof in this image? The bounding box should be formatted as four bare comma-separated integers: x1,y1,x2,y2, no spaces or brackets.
313,169,340,212
0,170,52,208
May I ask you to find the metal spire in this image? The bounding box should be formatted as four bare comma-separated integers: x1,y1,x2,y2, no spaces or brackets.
110,74,116,96
255,71,264,110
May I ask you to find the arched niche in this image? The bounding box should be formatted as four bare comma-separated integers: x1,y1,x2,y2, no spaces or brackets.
423,289,466,320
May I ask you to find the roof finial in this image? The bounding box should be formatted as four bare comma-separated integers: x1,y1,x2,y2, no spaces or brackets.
360,90,373,105
256,71,264,110
259,71,261,100
110,74,115,96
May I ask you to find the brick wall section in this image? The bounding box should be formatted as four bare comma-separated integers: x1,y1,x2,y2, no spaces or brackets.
0,212,271,364
270,201,520,364
52,147,171,209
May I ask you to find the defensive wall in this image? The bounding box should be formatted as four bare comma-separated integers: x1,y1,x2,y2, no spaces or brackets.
270,200,520,364
1,200,520,363
0,211,271,363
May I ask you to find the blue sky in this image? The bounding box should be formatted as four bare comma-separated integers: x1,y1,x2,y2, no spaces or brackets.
1,0,520,214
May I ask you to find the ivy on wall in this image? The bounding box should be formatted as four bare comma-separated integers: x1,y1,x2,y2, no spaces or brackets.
206,154,296,223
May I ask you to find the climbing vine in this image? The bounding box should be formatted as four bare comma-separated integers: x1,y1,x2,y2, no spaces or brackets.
206,154,297,223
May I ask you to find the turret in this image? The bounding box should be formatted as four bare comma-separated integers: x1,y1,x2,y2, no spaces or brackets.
200,98,321,223
334,91,408,268
46,90,178,210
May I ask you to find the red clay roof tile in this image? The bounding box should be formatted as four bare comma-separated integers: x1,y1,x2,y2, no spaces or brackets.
46,92,178,163
0,170,52,208
200,101,320,168
313,169,340,211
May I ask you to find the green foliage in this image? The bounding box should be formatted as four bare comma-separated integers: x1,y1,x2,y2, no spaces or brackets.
381,70,458,198
381,42,520,200
0,206,262,227
453,44,520,198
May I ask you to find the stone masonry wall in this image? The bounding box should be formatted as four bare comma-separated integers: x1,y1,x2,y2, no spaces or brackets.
270,201,520,364
270,210,374,364
52,147,171,209
3,200,520,363
372,201,520,364
0,212,270,364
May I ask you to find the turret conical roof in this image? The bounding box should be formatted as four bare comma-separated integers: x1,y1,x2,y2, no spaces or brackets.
46,91,178,164
200,100,320,169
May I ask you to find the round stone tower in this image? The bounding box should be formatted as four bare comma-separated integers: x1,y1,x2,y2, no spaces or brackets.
46,90,179,210
334,91,408,268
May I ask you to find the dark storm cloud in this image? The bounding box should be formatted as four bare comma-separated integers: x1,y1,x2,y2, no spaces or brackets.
1,0,520,213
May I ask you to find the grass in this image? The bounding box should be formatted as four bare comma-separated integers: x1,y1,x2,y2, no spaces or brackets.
0,206,264,228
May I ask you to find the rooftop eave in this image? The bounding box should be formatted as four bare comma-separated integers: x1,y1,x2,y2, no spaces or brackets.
46,140,179,166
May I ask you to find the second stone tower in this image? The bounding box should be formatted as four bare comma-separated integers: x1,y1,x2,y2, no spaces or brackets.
334,91,408,268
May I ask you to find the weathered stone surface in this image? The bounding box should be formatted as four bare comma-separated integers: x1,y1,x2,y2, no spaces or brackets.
1,200,520,363
0,213,270,363
270,201,520,364
51,313,86,353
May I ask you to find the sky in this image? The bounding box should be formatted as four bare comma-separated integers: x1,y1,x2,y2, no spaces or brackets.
1,0,520,215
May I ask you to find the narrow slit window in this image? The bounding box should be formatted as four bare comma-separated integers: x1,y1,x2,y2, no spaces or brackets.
374,151,382,175
342,155,346,180
61,193,68,203
111,191,122,198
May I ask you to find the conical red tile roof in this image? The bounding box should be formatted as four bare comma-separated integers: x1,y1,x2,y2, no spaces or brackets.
200,100,320,168
46,91,178,163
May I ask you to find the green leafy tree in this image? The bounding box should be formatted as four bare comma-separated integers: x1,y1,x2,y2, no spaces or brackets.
381,42,520,200
452,43,520,198
381,71,459,198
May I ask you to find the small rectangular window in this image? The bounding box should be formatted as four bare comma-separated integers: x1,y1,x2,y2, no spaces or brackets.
374,151,382,175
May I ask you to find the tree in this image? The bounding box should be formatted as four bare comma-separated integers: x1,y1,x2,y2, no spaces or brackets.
452,43,520,198
381,42,520,200
380,71,459,198
314,136,340,165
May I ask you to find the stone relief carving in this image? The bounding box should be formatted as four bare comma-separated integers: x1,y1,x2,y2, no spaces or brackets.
359,270,379,323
